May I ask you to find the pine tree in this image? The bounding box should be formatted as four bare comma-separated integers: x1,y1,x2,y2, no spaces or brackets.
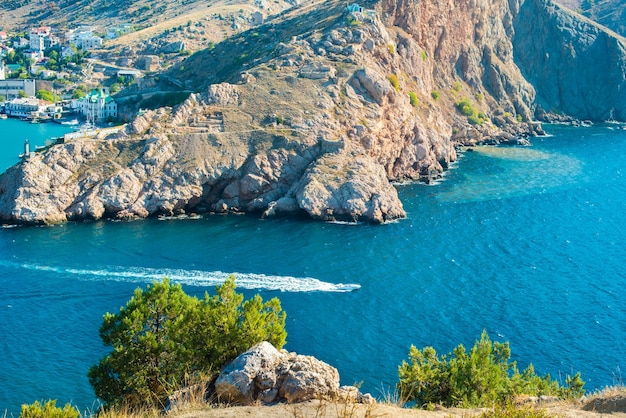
88,276,286,408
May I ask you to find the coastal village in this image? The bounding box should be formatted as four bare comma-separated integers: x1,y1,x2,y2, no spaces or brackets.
0,1,373,134
0,25,124,126
0,0,301,137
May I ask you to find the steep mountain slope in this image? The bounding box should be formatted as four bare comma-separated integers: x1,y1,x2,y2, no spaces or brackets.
512,0,626,120
557,0,626,37
2,0,233,31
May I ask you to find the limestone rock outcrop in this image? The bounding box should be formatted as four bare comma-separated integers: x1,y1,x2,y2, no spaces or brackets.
293,151,406,223
215,342,374,405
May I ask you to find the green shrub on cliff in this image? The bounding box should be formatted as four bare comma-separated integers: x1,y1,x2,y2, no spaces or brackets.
456,98,489,125
468,114,482,125
456,97,476,116
409,91,419,107
88,277,287,409
388,74,400,92
397,331,584,409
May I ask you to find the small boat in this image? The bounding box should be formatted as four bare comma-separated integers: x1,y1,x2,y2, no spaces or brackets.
0,114,7,119
60,119,80,126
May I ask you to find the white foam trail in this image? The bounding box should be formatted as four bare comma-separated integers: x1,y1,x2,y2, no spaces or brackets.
1,260,360,293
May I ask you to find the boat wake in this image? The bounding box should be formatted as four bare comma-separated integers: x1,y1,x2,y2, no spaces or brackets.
1,260,360,293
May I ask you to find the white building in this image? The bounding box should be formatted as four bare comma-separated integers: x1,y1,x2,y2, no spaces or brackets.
17,37,30,49
60,45,74,59
0,79,37,100
68,29,103,50
30,27,51,52
73,89,117,122
5,97,43,118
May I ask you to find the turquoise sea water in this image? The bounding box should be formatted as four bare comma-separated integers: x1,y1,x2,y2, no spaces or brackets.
1,119,626,414
0,118,71,172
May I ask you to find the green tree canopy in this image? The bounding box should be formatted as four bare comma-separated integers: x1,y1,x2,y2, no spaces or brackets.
36,90,60,103
88,276,287,409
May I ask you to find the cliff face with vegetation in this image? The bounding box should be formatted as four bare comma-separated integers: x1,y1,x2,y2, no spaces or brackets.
0,0,624,224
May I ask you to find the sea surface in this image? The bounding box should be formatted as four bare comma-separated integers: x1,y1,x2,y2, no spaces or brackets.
1,119,626,414
0,118,71,172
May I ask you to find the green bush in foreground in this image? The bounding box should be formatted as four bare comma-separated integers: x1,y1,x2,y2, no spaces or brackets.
408,91,419,107
20,400,79,418
398,331,584,409
88,277,287,409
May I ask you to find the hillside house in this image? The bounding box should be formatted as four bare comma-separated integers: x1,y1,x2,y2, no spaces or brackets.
68,29,103,50
60,45,74,59
347,3,363,13
106,24,132,39
117,69,141,81
23,49,43,63
251,11,264,25
17,37,30,49
30,26,52,52
0,44,11,58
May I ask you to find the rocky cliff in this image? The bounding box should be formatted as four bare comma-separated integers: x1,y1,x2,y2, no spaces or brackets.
512,0,626,121
0,0,623,225
557,0,626,38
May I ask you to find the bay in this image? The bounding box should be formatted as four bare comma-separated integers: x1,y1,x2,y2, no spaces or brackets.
0,118,72,173
1,119,626,414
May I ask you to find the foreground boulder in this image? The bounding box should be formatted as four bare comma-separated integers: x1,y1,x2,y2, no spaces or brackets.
215,342,374,405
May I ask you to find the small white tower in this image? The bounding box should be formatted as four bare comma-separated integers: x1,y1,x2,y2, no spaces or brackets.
24,138,30,155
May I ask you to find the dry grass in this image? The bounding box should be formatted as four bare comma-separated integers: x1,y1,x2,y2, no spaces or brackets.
581,385,626,413
80,388,626,418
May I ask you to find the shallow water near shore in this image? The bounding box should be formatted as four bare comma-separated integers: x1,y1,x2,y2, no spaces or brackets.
1,121,626,414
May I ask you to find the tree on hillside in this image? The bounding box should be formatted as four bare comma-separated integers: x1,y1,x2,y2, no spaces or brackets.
88,277,287,409
36,90,60,103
